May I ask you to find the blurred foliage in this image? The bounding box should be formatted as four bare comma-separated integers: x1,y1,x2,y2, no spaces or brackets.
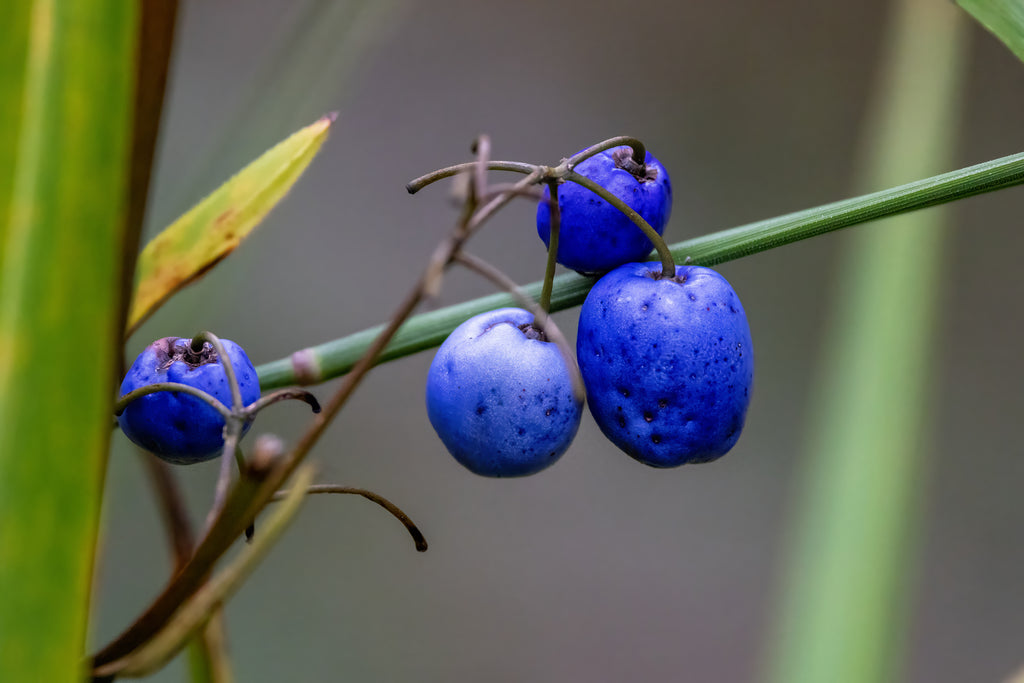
958,0,1024,63
765,1,967,682
0,2,136,681
163,0,404,229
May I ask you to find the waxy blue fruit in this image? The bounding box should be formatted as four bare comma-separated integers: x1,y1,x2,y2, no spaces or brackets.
537,145,672,274
426,308,583,477
118,337,261,464
577,263,753,467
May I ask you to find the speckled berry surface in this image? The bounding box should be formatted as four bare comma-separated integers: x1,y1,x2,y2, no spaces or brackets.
426,308,583,477
118,337,261,464
577,263,753,467
537,145,672,274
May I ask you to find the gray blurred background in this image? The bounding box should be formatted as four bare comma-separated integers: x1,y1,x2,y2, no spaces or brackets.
93,1,1024,681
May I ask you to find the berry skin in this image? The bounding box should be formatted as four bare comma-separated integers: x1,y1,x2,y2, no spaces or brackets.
118,337,261,464
425,308,583,477
537,145,672,274
576,263,753,467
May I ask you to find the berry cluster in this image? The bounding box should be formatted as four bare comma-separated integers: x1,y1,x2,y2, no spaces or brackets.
116,141,753,480
425,143,754,475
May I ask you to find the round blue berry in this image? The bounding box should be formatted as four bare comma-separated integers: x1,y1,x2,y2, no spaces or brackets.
537,145,672,274
118,337,261,464
577,263,753,467
426,308,583,477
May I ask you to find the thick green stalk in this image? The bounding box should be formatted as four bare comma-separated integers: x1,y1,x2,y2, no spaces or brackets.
0,1,135,680
764,1,967,682
257,146,1024,389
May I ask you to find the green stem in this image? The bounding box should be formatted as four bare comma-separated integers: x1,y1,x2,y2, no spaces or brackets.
257,149,1024,389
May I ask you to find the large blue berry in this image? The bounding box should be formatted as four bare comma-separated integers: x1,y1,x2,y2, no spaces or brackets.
425,308,583,477
537,145,672,274
577,263,753,467
118,337,261,464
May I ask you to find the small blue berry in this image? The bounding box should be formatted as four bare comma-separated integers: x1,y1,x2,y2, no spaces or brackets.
537,145,672,274
577,263,753,467
426,308,583,477
118,337,261,464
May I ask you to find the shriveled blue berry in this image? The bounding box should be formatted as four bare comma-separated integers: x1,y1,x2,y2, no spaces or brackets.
118,337,261,464
426,308,582,477
577,263,753,467
537,145,672,274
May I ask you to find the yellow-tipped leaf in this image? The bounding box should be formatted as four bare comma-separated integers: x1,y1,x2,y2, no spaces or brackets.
126,113,335,335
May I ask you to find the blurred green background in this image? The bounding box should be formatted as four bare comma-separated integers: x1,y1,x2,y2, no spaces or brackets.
93,1,1024,681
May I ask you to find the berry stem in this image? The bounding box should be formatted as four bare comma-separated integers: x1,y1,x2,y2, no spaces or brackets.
245,388,321,416
454,251,585,403
538,180,560,316
270,484,427,552
563,170,676,278
115,382,232,420
405,160,538,194
204,427,244,535
192,332,245,413
562,135,646,171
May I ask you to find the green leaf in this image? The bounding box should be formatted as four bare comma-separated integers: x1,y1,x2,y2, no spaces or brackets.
0,1,136,681
126,113,335,337
0,2,30,265
958,0,1024,63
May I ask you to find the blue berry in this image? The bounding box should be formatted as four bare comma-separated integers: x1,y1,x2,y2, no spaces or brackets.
425,308,583,477
118,337,261,464
577,263,753,467
537,145,672,274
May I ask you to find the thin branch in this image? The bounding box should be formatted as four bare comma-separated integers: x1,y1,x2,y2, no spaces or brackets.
94,466,316,679
92,145,537,672
405,160,537,194
539,180,560,317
